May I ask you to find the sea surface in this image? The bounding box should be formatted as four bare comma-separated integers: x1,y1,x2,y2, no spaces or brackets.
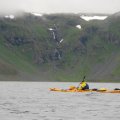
0,82,120,120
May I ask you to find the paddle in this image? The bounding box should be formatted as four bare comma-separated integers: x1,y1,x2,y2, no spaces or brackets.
77,76,86,88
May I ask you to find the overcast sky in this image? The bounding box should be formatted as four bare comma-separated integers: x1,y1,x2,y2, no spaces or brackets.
0,0,120,14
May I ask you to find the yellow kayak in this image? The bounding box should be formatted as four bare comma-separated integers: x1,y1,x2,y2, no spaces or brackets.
49,87,120,93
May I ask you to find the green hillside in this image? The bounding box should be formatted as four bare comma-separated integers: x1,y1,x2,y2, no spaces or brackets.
0,12,120,82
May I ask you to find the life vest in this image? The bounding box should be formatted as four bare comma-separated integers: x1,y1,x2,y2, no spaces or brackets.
80,82,89,90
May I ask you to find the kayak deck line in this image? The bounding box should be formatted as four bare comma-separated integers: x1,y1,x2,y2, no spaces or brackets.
49,88,120,93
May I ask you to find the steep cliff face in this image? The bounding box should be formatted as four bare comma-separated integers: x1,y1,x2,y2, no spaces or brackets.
0,12,120,81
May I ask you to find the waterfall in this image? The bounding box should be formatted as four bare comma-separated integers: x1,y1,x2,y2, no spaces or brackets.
48,24,63,60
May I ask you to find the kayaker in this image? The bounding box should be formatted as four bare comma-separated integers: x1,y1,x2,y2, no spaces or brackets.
78,80,89,90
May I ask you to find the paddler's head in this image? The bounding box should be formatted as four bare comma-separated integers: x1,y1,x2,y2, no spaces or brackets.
80,76,86,84
80,80,85,84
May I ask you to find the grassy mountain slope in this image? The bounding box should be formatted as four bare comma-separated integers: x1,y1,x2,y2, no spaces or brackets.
0,12,120,82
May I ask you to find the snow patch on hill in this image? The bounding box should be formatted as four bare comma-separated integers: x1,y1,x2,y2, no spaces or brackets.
80,15,108,21
76,25,81,29
31,12,43,17
4,15,15,19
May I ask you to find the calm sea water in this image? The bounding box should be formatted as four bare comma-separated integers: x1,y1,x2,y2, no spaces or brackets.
0,82,120,120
